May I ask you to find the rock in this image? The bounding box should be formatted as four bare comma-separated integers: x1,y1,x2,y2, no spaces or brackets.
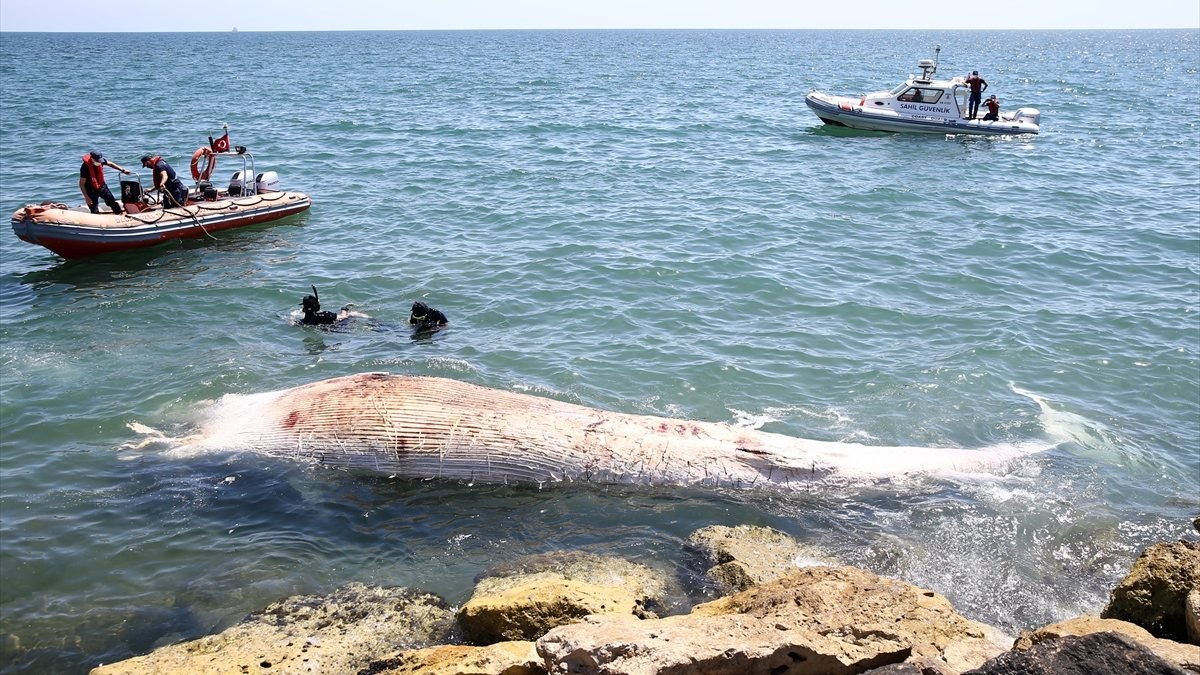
685,524,833,595
691,566,1011,672
90,583,455,675
1103,540,1200,642
537,565,1009,674
1013,616,1200,672
538,612,909,675
1188,587,1200,646
460,578,642,646
358,641,545,675
859,665,927,675
459,551,670,645
964,631,1187,675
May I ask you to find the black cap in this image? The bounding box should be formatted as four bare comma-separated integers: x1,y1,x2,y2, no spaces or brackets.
89,150,104,162
140,154,153,165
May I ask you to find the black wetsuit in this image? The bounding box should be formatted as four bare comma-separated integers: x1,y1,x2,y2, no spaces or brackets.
300,294,338,325
301,309,338,325
410,302,448,331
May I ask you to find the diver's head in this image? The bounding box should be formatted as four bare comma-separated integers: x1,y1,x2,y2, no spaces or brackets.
410,301,430,320
301,294,320,313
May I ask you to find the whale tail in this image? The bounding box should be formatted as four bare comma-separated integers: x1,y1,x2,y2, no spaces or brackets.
749,433,1050,484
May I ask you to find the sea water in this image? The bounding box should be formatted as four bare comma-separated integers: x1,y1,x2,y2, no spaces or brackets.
0,29,1197,673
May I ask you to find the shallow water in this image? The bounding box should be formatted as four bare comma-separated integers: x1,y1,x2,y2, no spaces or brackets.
0,29,1197,673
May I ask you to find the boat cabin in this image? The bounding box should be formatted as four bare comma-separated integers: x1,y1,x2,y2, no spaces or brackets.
867,77,972,120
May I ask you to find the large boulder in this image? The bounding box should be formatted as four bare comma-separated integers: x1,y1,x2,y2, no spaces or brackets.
90,583,455,675
964,631,1186,675
538,612,909,675
1103,540,1200,643
458,551,671,645
685,524,833,595
1188,588,1200,646
537,565,1010,674
1013,616,1200,672
359,641,545,675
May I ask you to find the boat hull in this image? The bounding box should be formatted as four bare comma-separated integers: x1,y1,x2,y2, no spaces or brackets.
11,191,312,259
805,92,1039,136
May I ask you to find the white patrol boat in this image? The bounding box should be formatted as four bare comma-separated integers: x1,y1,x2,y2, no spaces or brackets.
805,46,1041,136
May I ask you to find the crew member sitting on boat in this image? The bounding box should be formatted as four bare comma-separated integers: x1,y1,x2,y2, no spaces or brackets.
79,151,131,215
982,95,1000,121
141,154,188,210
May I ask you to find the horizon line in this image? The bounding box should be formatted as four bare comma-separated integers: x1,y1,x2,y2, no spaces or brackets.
2,26,1198,33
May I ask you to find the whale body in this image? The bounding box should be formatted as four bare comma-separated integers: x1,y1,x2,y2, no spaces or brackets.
157,372,1046,488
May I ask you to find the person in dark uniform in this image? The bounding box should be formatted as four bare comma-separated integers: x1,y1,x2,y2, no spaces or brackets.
79,150,131,214
982,95,1001,121
965,70,988,120
409,301,448,332
140,154,189,209
299,286,339,325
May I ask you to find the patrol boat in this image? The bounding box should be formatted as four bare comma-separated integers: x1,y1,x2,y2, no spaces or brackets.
11,139,311,260
805,46,1041,136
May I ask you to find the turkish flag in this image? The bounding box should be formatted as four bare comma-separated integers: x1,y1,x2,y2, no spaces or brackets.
210,133,230,153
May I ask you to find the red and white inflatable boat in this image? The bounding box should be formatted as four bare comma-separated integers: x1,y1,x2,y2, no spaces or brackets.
11,144,311,260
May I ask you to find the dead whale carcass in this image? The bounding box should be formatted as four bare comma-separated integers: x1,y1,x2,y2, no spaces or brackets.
157,372,1046,488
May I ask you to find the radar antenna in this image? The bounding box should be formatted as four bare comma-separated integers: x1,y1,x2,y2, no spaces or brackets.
918,44,941,81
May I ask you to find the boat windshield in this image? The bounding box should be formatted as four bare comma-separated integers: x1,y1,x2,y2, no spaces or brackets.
897,87,943,103
890,83,909,96
953,86,969,112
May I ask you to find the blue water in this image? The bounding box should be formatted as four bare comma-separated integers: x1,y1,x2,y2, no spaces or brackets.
1,29,1197,673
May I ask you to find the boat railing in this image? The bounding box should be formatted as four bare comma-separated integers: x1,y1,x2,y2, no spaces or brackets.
203,150,258,197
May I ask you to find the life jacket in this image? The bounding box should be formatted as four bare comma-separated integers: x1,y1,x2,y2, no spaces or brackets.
81,153,105,190
149,155,178,187
986,99,1000,113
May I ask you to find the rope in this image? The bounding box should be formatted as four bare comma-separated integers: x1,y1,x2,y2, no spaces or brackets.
162,187,217,240
123,190,295,231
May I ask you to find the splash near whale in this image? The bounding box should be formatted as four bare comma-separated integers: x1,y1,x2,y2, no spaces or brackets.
139,373,1050,488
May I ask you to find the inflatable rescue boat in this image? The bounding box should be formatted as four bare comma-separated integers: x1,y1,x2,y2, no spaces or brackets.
11,143,311,260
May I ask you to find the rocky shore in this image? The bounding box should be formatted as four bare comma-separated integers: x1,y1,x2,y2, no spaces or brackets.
91,523,1200,674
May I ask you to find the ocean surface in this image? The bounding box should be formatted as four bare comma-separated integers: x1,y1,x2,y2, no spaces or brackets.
0,28,1197,673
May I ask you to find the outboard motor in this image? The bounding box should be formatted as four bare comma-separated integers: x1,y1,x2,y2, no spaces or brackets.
119,175,143,213
228,171,247,196
1013,107,1041,127
197,180,217,201
255,171,280,193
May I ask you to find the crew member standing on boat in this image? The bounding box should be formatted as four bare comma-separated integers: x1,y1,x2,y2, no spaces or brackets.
79,151,131,215
982,95,1000,121
141,154,188,210
965,70,988,120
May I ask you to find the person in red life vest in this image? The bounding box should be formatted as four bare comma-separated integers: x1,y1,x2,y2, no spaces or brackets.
965,70,988,120
140,153,189,210
982,95,1001,121
79,150,131,215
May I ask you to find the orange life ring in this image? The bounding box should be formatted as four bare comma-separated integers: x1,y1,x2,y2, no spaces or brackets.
190,146,216,182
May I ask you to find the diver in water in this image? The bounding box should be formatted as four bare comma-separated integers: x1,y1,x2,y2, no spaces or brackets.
299,285,339,325
410,301,448,332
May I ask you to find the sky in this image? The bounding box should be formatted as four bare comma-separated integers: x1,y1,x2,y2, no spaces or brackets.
0,0,1197,32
